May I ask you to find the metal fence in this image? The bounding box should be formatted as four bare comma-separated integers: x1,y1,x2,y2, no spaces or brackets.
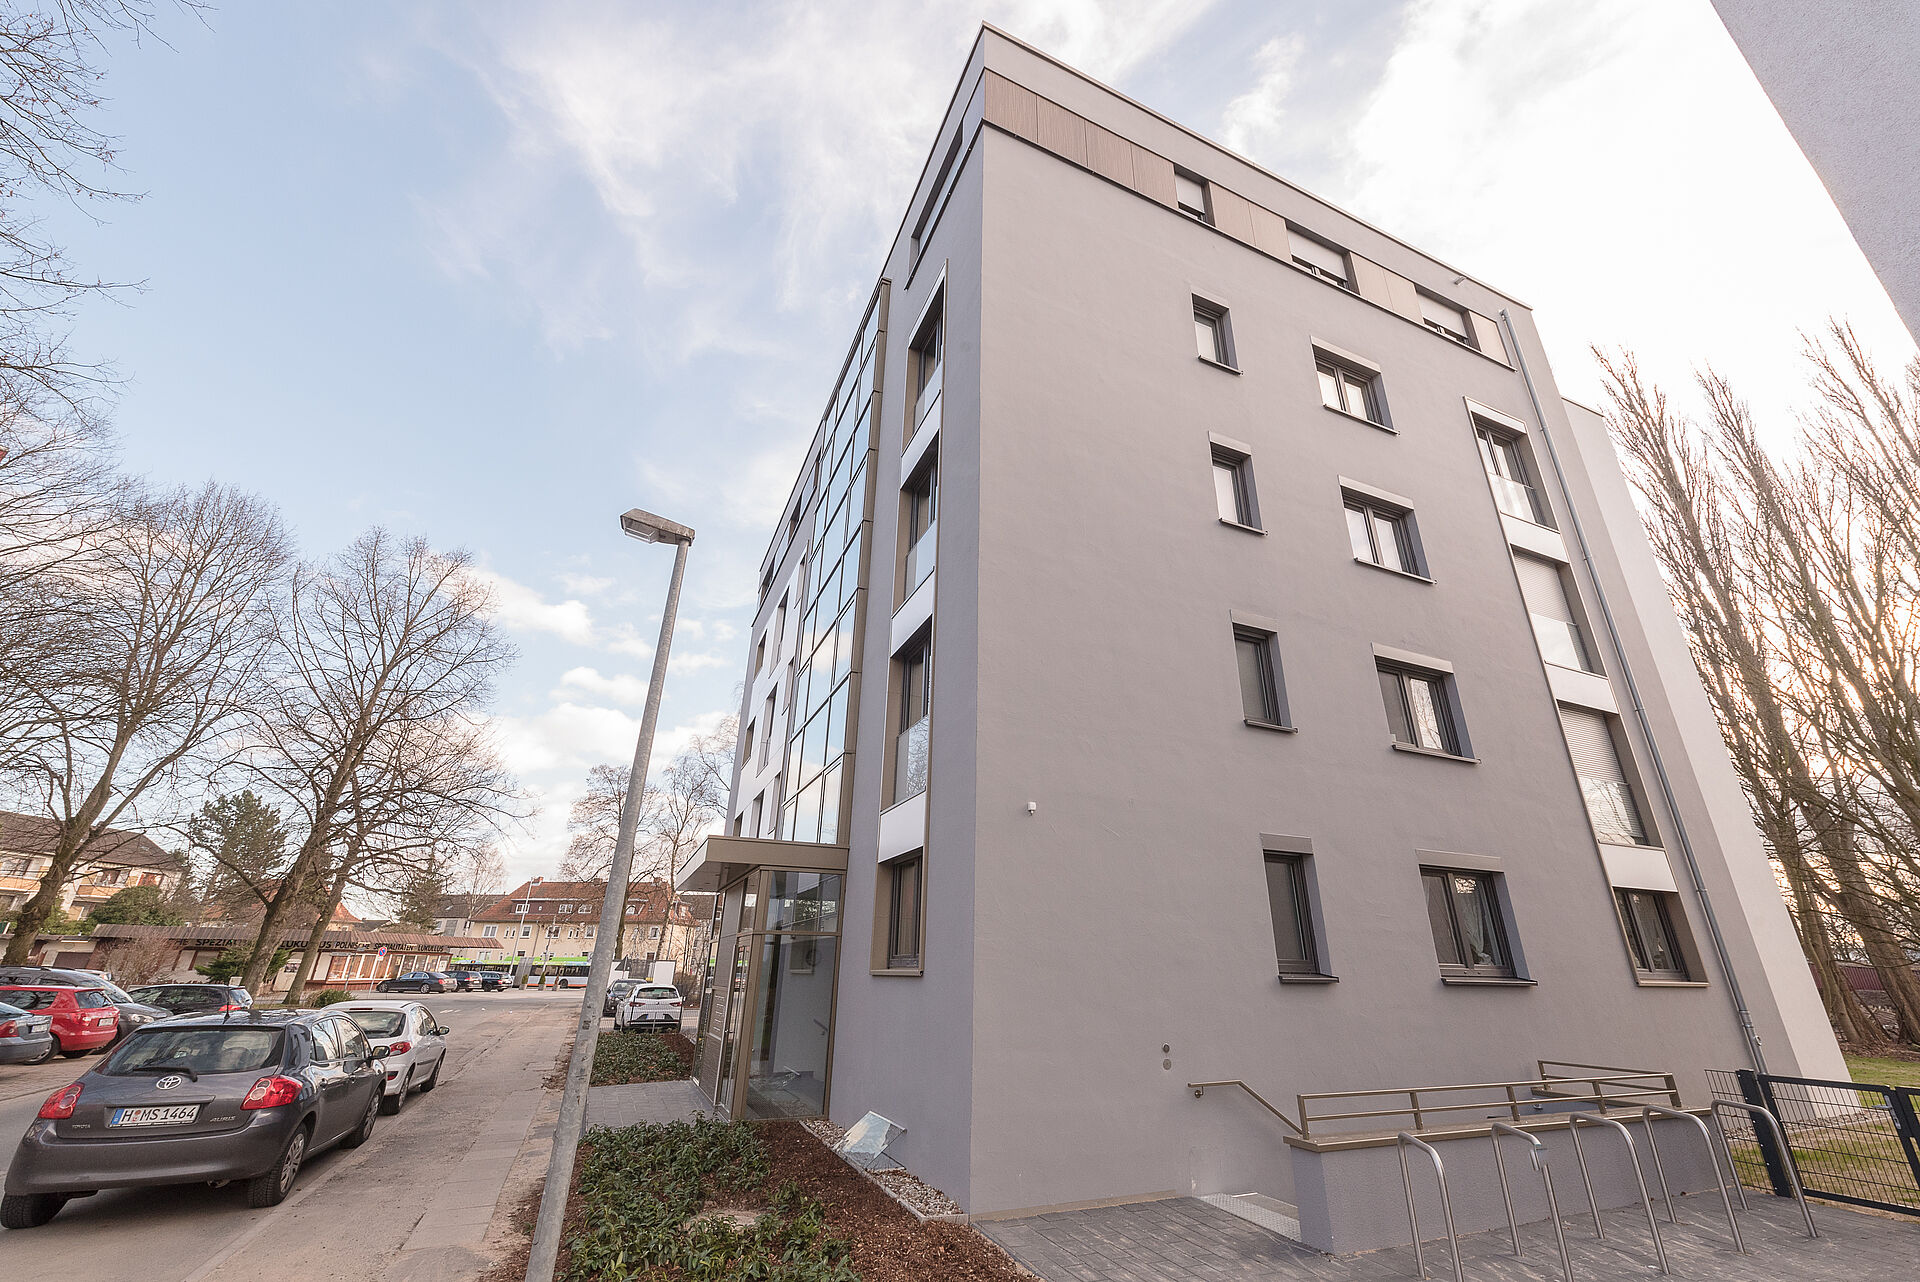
1706,1067,1920,1217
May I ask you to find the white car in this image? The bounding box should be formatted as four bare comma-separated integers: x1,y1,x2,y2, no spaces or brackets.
339,1000,450,1114
615,984,684,1032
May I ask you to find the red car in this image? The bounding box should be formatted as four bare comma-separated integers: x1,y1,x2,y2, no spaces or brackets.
0,987,120,1058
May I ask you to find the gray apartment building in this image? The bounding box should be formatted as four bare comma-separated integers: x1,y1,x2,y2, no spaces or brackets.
677,25,1844,1244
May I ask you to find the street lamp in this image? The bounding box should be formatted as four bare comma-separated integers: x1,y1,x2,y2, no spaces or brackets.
513,876,541,988
528,507,693,1282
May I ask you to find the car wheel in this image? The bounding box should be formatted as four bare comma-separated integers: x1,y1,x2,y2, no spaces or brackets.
417,1055,441,1093
24,1039,53,1066
379,1069,409,1115
339,1088,379,1149
246,1124,308,1209
0,1192,69,1230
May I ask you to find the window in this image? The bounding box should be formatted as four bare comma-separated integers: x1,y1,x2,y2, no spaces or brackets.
1317,359,1381,423
648,925,662,939
893,639,932,803
1175,170,1210,222
904,461,938,591
760,692,776,767
1289,228,1350,288
733,812,745,836
521,926,532,937
1378,663,1461,755
1193,298,1233,367
1477,425,1546,524
750,792,764,837
1422,869,1515,977
1212,446,1258,528
558,904,573,914
1560,706,1649,844
742,719,756,769
754,634,768,676
886,855,923,969
770,596,788,665
482,925,497,938
1345,496,1417,574
1263,854,1320,975
1419,293,1472,345
1234,627,1287,727
911,303,943,438
1515,554,1595,671
1616,889,1689,979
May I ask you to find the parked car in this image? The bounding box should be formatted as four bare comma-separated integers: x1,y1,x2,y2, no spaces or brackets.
375,972,449,994
1,1007,385,1228
125,984,254,1016
337,1000,449,1114
0,967,168,1046
0,987,119,1058
614,985,684,1033
447,970,504,992
0,1001,54,1066
603,978,642,1018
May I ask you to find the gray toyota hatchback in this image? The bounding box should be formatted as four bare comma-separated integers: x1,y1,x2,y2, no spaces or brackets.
2,1008,385,1228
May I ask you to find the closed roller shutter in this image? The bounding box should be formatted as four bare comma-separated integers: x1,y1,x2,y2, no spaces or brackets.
1515,554,1574,623
1560,705,1625,781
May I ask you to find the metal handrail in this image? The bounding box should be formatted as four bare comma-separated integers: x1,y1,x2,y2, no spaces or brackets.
1567,1112,1669,1274
1397,1132,1464,1282
1187,1080,1305,1136
1639,1104,1744,1252
1490,1122,1573,1281
1708,1099,1816,1239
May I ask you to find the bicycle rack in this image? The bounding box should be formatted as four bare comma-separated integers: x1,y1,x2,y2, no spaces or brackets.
1489,1122,1574,1282
1566,1111,1670,1275
1638,1104,1744,1252
1707,1098,1817,1239
1396,1131,1465,1282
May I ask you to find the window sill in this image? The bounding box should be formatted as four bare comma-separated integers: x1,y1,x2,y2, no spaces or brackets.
871,966,924,978
1278,973,1338,984
1196,355,1242,375
1323,405,1395,433
1634,977,1708,988
1354,558,1432,584
1218,518,1267,535
1440,975,1536,987
1391,742,1478,764
1244,718,1297,734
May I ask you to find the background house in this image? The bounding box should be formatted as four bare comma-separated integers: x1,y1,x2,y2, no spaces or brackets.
472,878,702,976
0,810,186,919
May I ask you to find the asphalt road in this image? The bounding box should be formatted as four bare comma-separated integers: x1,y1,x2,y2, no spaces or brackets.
0,988,579,1279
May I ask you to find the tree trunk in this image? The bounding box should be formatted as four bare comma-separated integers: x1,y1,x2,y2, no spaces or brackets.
239,845,319,994
2,816,101,963
282,867,350,1006
1780,852,1889,1049
1821,819,1920,1044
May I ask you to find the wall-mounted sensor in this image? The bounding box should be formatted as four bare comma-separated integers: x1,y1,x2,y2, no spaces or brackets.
1026,801,1037,815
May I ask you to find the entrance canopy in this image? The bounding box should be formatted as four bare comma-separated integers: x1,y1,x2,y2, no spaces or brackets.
677,835,848,893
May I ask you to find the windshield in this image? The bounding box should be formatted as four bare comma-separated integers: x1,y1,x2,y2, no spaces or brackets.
93,979,135,1003
344,1011,406,1036
107,1027,284,1075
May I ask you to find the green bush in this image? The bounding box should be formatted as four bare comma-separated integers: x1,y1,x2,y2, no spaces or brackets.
194,945,288,983
564,1118,856,1282
591,1031,692,1086
309,988,352,1007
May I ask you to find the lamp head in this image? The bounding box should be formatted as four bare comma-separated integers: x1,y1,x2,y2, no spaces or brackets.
619,508,695,546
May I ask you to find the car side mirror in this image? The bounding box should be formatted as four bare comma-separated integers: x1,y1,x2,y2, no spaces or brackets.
435,1025,450,1036
369,1043,391,1058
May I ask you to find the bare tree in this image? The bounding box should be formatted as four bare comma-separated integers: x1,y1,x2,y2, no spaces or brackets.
0,481,287,962
236,529,515,994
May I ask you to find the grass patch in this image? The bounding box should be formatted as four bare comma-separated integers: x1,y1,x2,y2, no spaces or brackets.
1845,1053,1920,1090
592,1031,697,1086
563,1118,856,1282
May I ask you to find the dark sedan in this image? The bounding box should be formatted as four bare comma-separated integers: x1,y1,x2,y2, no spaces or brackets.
126,983,254,1016
2,1008,385,1228
0,1001,54,1066
375,972,449,994
0,966,168,1047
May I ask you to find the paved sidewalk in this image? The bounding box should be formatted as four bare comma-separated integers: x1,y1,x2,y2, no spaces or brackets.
585,1078,715,1129
977,1191,1920,1281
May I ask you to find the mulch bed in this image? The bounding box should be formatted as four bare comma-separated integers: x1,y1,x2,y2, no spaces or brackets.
591,1030,699,1085
755,1121,1025,1282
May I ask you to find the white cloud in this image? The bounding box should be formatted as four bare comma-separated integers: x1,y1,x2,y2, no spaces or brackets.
556,666,650,707
479,567,596,647
558,572,614,596
1220,34,1305,160
493,700,643,776
1328,0,1912,429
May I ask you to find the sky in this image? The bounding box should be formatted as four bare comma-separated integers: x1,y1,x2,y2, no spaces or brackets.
44,0,1913,893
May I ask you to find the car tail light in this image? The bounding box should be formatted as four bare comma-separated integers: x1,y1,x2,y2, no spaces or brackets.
242,1076,304,1110
39,1084,83,1119
217,1003,245,1011
0,1019,15,1037
385,1040,412,1056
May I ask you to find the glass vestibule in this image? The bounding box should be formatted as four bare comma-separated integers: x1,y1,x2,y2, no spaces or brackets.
692,866,843,1120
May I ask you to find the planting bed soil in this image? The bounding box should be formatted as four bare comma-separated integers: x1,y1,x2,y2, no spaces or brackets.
559,1115,1025,1281
592,1030,699,1085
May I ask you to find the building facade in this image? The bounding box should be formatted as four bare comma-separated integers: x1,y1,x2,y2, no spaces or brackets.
471,879,699,974
679,26,1844,1228
0,811,185,918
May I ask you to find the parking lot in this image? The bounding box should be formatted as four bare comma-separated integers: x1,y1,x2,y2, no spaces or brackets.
0,987,579,1279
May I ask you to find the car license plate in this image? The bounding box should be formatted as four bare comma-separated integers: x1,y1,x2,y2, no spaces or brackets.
109,1105,201,1127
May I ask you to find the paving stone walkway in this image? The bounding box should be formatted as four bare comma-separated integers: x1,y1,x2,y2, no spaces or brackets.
585,1078,716,1129
977,1191,1920,1281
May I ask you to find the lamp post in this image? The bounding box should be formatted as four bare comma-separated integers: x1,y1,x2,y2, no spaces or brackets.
513,877,540,988
527,507,693,1282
